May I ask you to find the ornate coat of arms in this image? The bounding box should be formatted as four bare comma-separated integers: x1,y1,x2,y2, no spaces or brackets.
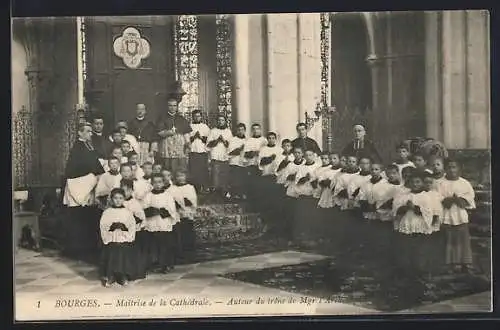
113,27,151,69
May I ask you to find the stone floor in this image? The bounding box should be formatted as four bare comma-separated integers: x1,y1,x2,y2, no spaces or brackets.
14,247,491,321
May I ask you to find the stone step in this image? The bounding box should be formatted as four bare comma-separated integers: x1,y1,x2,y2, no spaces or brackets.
196,203,250,216
193,212,265,243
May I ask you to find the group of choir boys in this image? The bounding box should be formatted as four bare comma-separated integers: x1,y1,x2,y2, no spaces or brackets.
98,112,477,286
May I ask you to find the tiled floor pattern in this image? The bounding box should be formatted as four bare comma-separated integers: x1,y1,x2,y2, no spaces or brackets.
14,248,491,320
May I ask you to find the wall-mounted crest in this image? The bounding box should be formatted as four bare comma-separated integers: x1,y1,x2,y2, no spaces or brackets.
113,27,151,69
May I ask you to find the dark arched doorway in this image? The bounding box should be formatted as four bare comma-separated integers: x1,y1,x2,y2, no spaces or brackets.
329,13,373,153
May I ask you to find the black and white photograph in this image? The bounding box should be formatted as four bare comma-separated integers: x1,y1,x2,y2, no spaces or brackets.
12,11,492,320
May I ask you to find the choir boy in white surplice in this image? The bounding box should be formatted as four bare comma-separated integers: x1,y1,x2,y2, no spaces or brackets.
392,172,440,278
257,132,282,227
271,139,295,237
142,174,180,273
423,172,444,233
127,151,145,180
188,110,211,193
292,149,321,241
242,123,267,206
413,152,433,175
152,163,163,176
119,163,151,203
142,162,153,183
317,153,342,209
282,147,305,242
95,157,122,209
63,122,105,260
172,171,198,252
430,157,447,191
207,115,233,196
357,163,386,221
374,164,404,222
393,144,415,185
312,153,339,235
99,188,136,287
121,179,147,281
348,157,372,209
227,123,247,200
333,155,360,211
437,159,476,273
164,175,185,259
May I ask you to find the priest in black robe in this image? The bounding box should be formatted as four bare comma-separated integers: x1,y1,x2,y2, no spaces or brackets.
341,124,381,163
127,103,157,165
62,122,105,262
90,112,112,160
291,123,322,156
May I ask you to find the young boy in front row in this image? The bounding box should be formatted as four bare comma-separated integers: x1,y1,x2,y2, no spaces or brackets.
142,174,179,273
99,188,136,287
333,155,360,211
392,171,440,280
292,149,320,242
282,146,305,244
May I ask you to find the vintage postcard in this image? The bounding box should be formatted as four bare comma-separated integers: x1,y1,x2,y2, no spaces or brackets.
12,11,491,321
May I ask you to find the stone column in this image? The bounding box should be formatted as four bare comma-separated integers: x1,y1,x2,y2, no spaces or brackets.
465,10,490,149
266,13,300,141
424,11,443,141
442,10,467,149
298,13,323,146
232,14,251,132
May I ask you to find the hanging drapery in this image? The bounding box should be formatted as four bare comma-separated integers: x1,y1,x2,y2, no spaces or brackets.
215,14,233,127
174,15,200,122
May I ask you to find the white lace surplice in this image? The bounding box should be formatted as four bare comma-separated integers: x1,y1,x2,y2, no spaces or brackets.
436,177,476,226
392,191,435,235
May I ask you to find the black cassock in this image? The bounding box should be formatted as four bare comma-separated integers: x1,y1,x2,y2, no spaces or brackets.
62,139,105,262
91,133,112,159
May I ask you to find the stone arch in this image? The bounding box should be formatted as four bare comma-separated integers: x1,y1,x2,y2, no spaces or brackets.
330,12,378,59
327,12,380,153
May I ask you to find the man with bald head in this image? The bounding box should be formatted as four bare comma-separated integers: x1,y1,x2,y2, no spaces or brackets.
128,103,157,166
341,124,381,163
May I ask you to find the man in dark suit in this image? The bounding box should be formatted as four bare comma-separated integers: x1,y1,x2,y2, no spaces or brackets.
291,122,322,156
